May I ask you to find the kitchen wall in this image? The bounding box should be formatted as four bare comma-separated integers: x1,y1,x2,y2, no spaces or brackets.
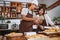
43,0,58,7
38,0,44,4
47,5,60,19
43,0,60,20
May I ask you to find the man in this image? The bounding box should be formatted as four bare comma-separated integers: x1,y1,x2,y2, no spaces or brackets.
19,0,38,33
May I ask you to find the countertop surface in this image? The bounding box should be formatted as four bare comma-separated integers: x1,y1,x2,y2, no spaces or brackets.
0,29,19,31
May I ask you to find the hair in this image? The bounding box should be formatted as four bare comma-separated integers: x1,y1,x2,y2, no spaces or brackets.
39,7,45,15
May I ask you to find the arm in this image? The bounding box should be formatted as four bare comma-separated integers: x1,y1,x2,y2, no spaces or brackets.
21,8,34,21
21,8,37,21
44,14,59,28
21,15,35,21
44,14,54,26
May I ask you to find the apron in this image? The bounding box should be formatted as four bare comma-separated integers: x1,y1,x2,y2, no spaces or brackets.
39,19,47,26
37,16,47,31
19,11,33,33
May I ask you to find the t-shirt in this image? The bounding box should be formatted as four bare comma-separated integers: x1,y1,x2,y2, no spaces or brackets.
21,8,38,29
39,16,44,20
36,14,54,26
21,8,36,17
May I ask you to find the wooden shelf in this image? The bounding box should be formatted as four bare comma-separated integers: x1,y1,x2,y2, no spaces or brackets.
47,0,60,10
10,7,16,13
17,2,22,13
0,12,2,15
17,2,22,7
7,13,11,18
10,2,22,19
17,13,21,18
17,7,22,13
0,1,22,19
11,2,17,7
0,6,3,12
26,3,31,8
0,1,46,19
4,6,10,13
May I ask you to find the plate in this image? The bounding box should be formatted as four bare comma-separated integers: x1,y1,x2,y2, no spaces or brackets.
24,32,36,36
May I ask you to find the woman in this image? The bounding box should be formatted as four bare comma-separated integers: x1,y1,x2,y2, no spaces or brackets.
37,7,54,31
19,0,38,33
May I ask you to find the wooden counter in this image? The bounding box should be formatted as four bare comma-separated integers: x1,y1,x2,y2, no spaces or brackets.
49,37,60,40
4,35,60,40
25,33,60,40
26,36,60,40
5,32,60,40
0,29,19,36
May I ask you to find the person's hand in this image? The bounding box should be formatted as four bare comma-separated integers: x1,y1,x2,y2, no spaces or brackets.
33,16,38,21
38,19,44,24
34,20,39,25
39,25,44,30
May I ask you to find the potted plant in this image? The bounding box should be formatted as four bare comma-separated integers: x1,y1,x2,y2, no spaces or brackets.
53,17,60,25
